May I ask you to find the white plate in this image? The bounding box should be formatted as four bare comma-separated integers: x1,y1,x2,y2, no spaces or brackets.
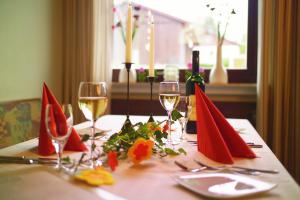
174,173,277,199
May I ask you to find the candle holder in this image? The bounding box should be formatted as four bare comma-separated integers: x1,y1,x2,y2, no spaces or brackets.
121,62,133,131
147,76,156,123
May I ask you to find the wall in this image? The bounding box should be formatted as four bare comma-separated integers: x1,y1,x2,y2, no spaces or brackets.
0,0,62,102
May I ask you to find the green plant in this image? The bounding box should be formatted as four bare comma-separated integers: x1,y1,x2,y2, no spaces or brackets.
136,68,147,82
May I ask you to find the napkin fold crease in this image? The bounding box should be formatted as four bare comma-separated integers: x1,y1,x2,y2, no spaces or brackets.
195,84,256,164
38,83,87,156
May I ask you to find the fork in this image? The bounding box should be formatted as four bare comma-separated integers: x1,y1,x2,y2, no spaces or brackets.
174,161,206,173
193,159,261,176
194,159,279,174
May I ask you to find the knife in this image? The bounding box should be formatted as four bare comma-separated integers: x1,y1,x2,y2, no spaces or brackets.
194,159,279,174
0,156,57,165
0,155,56,161
230,166,279,174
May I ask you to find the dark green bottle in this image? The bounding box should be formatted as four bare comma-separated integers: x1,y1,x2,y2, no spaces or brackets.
186,50,205,134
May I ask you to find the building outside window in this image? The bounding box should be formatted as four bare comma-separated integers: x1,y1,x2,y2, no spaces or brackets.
112,0,257,83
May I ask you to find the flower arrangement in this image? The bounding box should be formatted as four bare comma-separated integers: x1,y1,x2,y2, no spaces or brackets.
206,2,236,46
112,5,141,43
64,111,186,186
102,115,186,171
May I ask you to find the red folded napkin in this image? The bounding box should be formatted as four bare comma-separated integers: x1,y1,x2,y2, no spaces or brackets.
195,84,256,164
38,83,87,156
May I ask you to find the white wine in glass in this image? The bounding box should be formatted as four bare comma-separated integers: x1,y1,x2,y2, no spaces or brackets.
159,82,180,147
177,96,191,141
159,94,180,112
78,97,108,121
78,82,107,168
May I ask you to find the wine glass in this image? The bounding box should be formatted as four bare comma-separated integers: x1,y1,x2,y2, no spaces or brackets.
45,104,73,170
177,96,191,141
159,82,180,147
78,82,108,168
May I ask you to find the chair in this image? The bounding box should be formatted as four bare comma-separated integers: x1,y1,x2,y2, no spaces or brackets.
0,98,41,148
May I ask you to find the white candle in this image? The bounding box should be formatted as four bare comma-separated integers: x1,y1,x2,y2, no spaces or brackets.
125,3,132,63
149,16,155,77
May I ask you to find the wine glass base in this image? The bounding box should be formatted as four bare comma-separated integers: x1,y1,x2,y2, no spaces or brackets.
81,158,103,169
165,139,180,149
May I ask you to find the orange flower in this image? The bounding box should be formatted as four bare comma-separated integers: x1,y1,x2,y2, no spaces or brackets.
127,138,154,164
107,151,118,171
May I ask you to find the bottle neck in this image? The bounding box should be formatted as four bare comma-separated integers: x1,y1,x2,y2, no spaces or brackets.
192,52,199,75
192,61,199,75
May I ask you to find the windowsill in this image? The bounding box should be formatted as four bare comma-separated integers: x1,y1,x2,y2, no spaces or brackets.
111,82,257,103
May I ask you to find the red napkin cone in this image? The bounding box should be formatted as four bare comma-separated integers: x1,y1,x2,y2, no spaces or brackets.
38,83,87,156
195,84,256,164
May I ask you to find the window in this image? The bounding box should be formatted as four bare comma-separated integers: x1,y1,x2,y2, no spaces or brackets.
112,0,257,83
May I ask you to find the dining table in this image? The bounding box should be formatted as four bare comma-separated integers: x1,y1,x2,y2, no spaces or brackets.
0,115,299,200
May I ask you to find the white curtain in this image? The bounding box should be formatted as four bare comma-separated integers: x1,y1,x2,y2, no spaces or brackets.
93,0,113,113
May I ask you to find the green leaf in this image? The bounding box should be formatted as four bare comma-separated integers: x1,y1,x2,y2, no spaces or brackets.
185,70,192,81
153,130,164,145
171,110,183,121
62,156,71,163
164,148,180,156
178,148,187,155
80,134,90,142
94,132,104,138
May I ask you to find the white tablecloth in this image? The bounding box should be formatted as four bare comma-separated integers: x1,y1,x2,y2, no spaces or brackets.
0,115,299,200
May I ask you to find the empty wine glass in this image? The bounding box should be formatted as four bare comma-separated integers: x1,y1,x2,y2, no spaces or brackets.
159,82,180,147
177,96,191,141
45,104,73,170
78,82,108,168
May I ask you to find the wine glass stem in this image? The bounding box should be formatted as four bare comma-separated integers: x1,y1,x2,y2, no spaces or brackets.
167,111,173,148
90,120,96,168
57,142,63,169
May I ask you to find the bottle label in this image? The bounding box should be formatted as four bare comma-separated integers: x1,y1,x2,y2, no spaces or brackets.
188,95,197,121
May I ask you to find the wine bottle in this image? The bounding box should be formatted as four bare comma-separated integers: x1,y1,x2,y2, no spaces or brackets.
186,50,205,134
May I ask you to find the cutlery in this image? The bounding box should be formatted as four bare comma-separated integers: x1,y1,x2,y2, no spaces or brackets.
247,144,263,148
187,141,263,148
0,155,58,165
174,161,206,173
0,158,57,165
194,159,279,174
193,159,260,176
0,155,56,161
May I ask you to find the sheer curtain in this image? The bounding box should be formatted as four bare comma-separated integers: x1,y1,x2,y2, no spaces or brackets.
93,0,113,113
62,0,113,122
257,0,300,183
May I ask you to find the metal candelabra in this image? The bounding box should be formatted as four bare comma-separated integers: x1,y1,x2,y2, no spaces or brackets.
121,62,133,131
147,76,155,122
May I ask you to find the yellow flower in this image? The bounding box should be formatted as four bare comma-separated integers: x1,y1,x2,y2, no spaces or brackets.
128,138,154,164
74,167,115,186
